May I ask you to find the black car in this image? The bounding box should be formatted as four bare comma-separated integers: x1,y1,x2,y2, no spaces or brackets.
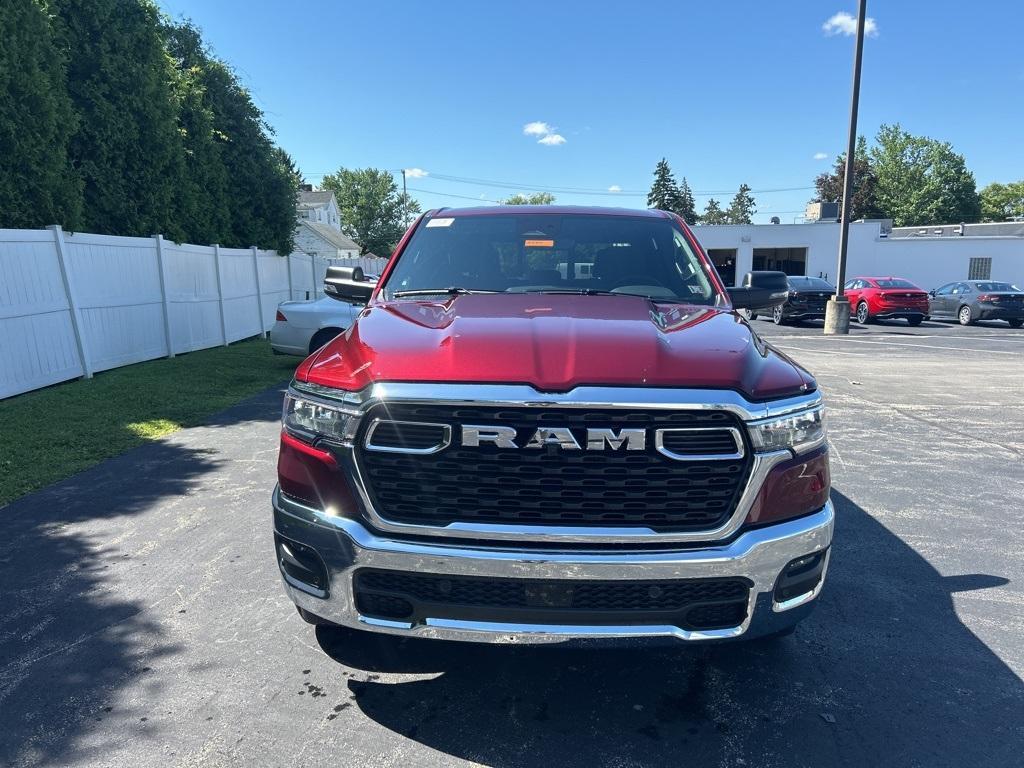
928,280,1024,327
747,275,835,325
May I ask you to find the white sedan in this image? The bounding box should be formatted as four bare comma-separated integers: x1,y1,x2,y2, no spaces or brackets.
270,295,362,356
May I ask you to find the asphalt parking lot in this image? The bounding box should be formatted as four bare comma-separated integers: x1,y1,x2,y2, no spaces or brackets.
1,319,1022,768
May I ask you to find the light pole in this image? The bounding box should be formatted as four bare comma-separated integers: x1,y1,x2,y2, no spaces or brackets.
824,0,868,335
401,169,408,225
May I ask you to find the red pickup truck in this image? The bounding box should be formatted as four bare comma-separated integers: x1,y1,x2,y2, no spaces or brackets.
273,206,832,646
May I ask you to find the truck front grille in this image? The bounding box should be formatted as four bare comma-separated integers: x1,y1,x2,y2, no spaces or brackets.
354,403,753,532
354,569,751,631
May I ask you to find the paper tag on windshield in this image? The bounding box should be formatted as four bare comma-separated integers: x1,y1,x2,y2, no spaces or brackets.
426,217,454,227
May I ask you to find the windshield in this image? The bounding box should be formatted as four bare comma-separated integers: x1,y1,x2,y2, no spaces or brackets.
788,276,834,290
875,278,917,289
383,213,721,304
974,282,1018,292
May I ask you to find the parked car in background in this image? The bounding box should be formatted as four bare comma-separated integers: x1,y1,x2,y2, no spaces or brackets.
270,276,376,355
843,276,929,325
928,280,1024,327
746,275,834,325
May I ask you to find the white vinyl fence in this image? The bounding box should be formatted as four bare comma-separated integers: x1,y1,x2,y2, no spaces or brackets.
0,226,388,399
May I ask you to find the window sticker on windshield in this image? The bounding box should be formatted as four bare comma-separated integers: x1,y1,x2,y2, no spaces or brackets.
524,238,554,248
687,285,703,294
426,217,454,227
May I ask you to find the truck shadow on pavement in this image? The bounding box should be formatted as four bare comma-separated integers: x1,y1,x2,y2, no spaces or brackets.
0,389,286,768
317,489,1022,767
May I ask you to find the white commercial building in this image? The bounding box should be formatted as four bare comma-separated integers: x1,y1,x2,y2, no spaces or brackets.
692,220,1024,290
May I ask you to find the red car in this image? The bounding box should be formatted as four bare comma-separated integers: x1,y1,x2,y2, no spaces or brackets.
843,276,929,325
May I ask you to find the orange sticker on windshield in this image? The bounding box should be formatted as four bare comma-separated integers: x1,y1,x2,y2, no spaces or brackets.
524,238,554,248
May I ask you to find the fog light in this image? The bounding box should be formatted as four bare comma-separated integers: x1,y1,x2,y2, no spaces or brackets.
774,549,827,605
275,534,329,598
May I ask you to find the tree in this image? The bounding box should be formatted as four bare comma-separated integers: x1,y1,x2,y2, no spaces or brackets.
0,0,83,229
321,168,416,254
725,184,756,224
647,159,678,211
700,198,728,225
870,124,980,226
51,0,191,240
979,181,1024,222
811,136,883,221
502,192,556,205
161,18,231,246
676,177,697,225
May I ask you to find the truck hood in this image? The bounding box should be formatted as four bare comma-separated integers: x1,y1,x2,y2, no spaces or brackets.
297,294,814,400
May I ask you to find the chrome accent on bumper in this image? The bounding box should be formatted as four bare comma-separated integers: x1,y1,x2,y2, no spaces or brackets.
273,488,834,644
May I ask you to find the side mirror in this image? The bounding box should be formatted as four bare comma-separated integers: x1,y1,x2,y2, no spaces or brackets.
728,271,789,310
324,265,373,303
928,289,936,296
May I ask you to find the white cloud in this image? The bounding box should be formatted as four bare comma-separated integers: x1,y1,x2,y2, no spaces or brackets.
523,121,552,136
404,167,428,178
813,152,829,161
523,121,567,146
823,11,878,37
608,185,622,192
537,133,566,146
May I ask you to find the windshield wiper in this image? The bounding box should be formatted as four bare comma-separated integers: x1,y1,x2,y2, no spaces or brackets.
516,288,679,302
391,287,500,298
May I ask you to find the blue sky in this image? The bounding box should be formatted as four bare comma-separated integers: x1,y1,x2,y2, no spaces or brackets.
159,0,1022,223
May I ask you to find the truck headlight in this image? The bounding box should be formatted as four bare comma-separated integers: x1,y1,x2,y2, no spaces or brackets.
747,406,826,455
282,389,358,444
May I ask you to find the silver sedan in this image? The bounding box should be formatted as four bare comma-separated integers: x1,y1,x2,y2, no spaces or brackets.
270,295,362,356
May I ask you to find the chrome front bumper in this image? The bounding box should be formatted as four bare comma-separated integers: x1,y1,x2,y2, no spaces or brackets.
273,488,834,644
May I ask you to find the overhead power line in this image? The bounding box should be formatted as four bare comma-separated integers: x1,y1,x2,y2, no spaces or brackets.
407,185,806,215
304,169,813,197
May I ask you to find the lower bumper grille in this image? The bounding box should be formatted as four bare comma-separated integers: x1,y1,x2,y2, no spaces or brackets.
354,569,752,631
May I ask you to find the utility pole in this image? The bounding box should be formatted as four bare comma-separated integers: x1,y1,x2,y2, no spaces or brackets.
401,169,408,225
824,0,868,336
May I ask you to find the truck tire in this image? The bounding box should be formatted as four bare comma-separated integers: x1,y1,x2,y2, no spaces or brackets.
772,305,787,325
1009,319,1023,328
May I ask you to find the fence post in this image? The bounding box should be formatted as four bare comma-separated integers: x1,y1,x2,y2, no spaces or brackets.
251,245,267,338
213,244,229,346
154,234,175,358
310,253,317,299
49,225,93,379
286,252,295,301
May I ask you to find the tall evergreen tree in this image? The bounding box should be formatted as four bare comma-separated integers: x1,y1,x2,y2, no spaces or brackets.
700,198,728,225
196,57,297,251
161,19,231,245
647,159,679,211
676,177,697,224
51,0,190,240
0,0,83,229
725,184,756,224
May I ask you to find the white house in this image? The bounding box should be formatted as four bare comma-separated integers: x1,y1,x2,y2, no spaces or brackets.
692,220,1024,290
294,188,360,259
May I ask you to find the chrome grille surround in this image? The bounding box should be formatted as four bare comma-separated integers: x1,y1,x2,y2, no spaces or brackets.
291,380,821,545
